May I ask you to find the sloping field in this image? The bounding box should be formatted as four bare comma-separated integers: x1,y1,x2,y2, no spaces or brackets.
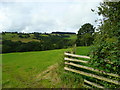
2,33,77,43
76,46,91,56
2,46,90,88
2,33,40,43
2,49,70,88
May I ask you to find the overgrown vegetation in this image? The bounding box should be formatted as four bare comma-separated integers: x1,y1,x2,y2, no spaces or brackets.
57,46,91,88
90,1,120,75
90,1,120,88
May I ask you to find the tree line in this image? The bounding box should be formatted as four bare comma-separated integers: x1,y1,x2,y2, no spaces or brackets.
2,33,74,53
2,23,96,53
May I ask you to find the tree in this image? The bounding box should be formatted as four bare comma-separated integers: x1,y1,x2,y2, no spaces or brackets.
78,23,95,35
76,23,95,46
90,1,120,76
34,32,40,39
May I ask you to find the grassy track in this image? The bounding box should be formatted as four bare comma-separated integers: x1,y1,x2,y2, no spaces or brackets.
2,49,70,88
2,46,90,88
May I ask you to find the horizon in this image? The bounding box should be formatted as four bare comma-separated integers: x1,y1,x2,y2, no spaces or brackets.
1,31,77,34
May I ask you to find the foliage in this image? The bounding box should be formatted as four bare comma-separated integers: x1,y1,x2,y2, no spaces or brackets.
2,32,76,53
76,23,95,46
60,72,83,88
2,32,40,43
52,32,76,34
78,23,95,35
90,1,120,88
2,39,69,53
2,32,76,43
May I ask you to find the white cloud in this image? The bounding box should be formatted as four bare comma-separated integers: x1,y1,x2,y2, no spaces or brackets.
1,0,103,2
0,1,102,33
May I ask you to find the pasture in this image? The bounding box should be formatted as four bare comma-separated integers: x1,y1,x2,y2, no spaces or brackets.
2,33,40,43
2,46,90,88
2,33,77,43
76,46,91,56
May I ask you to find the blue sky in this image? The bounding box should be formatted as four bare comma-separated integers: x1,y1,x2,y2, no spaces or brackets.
0,0,102,33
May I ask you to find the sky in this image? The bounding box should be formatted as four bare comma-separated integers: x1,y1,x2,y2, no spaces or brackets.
0,0,103,33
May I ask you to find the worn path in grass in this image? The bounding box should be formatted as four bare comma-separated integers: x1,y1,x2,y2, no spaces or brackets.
33,63,63,88
2,46,90,88
2,49,70,88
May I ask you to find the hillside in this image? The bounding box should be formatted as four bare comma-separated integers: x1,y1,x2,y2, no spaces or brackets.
2,32,77,43
2,48,69,88
2,32,77,53
2,47,90,88
2,33,39,43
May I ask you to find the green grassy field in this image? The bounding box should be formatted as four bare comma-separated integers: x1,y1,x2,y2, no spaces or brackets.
76,46,91,56
2,33,40,43
2,48,69,88
2,33,77,43
2,46,90,88
66,34,77,40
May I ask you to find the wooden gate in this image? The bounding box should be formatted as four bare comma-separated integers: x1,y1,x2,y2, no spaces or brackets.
64,52,120,88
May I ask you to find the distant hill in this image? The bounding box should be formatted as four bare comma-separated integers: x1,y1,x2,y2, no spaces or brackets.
2,32,77,43
52,32,76,34
2,32,77,53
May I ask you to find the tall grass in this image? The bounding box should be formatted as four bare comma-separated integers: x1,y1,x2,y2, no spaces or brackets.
57,46,91,88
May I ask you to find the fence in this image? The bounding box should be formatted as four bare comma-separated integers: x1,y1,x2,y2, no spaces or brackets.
64,52,120,88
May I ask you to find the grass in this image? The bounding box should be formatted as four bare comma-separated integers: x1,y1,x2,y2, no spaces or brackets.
76,46,91,56
2,33,40,43
0,54,2,89
64,34,77,40
59,46,91,88
10,38,40,42
2,48,71,88
2,33,77,43
2,46,91,88
2,33,77,44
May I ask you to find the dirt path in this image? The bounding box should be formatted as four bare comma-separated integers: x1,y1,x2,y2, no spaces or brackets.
31,63,62,88
36,63,58,79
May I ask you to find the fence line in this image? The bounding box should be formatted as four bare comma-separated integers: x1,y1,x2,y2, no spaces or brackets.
64,57,88,63
64,67,120,85
64,52,90,59
83,84,92,88
65,62,120,78
64,52,120,88
84,79,104,88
